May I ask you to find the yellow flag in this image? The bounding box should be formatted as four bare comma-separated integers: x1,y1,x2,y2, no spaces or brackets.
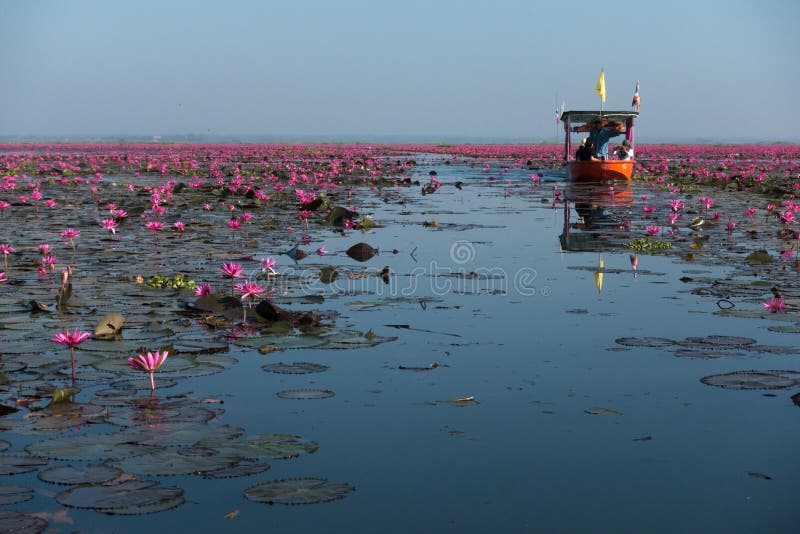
595,69,606,103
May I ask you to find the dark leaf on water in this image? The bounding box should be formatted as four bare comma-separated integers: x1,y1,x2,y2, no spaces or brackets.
94,312,125,340
0,510,48,533
700,370,800,390
319,266,338,284
244,477,355,505
585,407,623,416
346,243,377,262
262,362,329,375
791,392,800,407
56,479,184,514
38,464,123,485
0,454,49,475
615,337,677,348
277,389,335,400
747,471,773,480
199,458,270,479
0,486,35,505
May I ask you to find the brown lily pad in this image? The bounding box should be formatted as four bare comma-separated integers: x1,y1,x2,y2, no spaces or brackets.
700,370,800,390
244,477,355,505
346,243,377,262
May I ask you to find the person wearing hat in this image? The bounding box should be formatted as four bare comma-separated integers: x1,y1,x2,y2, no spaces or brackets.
613,139,634,160
589,119,626,160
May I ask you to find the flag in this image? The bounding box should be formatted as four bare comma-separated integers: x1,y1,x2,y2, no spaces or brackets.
555,106,561,124
595,69,606,103
632,80,640,110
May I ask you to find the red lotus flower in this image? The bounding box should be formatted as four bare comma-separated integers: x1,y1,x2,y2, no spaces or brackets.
128,350,169,390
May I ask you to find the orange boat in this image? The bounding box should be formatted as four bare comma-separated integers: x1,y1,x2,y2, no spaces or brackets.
560,110,639,181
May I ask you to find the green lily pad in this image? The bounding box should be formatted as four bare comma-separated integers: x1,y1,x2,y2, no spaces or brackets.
113,447,239,476
0,454,49,475
700,370,800,390
0,510,48,533
199,458,270,479
244,477,355,505
196,433,319,460
25,433,162,461
38,464,123,485
0,486,35,505
55,478,184,514
262,362,329,374
277,389,335,400
116,423,244,447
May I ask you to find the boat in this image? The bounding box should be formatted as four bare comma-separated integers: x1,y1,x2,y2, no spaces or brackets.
559,110,639,181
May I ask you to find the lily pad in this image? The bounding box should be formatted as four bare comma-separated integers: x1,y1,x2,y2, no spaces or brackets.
262,362,330,374
196,433,319,460
26,433,162,461
681,335,757,348
346,243,377,262
94,312,125,340
673,349,745,360
584,407,623,416
0,486,35,505
0,454,49,475
113,447,239,476
0,510,48,533
244,477,355,505
614,337,677,348
277,389,335,400
55,479,184,514
38,464,123,485
199,458,271,479
700,370,800,390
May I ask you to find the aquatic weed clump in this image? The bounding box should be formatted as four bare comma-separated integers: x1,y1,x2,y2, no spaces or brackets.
626,238,672,252
147,273,198,291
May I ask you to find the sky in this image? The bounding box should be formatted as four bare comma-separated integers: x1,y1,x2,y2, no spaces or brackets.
1,0,798,142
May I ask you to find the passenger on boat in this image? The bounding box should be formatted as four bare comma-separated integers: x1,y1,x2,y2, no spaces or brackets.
589,120,625,160
613,139,634,160
576,138,599,161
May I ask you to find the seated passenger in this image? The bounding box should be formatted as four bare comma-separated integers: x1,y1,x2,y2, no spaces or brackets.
613,139,634,160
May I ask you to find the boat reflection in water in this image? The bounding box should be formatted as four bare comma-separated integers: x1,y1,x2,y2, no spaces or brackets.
559,180,635,293
559,180,633,252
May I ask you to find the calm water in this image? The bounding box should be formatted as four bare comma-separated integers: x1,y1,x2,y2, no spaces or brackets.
4,158,799,533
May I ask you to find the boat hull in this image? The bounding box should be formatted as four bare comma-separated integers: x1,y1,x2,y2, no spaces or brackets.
567,160,634,181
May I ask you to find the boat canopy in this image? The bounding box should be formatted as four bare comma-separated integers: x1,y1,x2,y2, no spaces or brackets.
560,110,639,125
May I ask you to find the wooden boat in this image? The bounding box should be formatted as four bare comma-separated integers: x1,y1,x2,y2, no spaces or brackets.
560,110,639,181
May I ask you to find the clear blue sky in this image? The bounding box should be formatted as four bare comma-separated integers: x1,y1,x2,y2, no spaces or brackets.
1,0,798,142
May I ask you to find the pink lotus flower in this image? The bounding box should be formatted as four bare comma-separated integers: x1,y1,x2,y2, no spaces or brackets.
763,298,786,313
235,280,266,302
744,208,758,217
227,219,242,230
646,226,660,235
0,271,6,283
0,244,14,269
101,218,117,234
260,257,277,275
727,221,736,231
128,350,169,390
780,210,795,224
173,221,185,232
52,327,91,382
344,219,357,229
61,228,80,250
699,197,714,210
668,199,685,212
195,283,212,296
642,205,655,213
39,243,51,256
220,262,243,278
668,213,679,225
316,246,327,256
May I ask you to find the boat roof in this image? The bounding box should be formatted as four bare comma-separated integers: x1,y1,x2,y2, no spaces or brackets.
560,110,639,124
